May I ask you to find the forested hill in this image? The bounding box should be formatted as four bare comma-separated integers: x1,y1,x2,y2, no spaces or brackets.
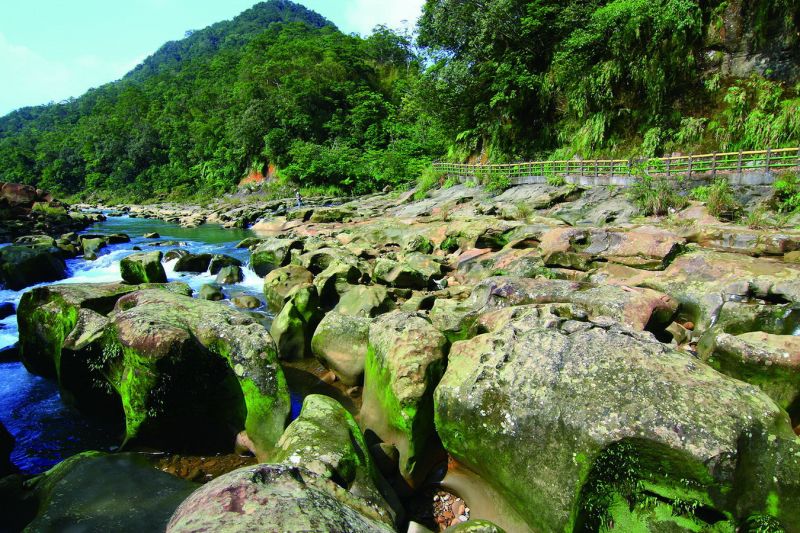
1,0,799,202
0,0,441,201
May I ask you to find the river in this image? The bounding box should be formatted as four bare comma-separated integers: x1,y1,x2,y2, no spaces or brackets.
0,216,271,474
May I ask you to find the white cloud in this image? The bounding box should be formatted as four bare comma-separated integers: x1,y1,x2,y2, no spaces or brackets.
342,0,424,35
0,32,140,115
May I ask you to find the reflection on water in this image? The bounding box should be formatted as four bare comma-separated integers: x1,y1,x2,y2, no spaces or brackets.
0,216,265,474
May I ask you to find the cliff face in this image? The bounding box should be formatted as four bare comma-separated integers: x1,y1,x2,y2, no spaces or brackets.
705,0,800,79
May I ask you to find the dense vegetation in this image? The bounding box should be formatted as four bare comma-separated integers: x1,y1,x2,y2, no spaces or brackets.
0,0,798,201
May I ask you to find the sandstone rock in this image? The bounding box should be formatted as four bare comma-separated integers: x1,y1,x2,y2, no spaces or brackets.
361,311,448,485
198,283,224,301
250,237,304,276
435,308,800,531
167,464,394,533
333,284,395,317
214,264,243,284
263,265,315,313
0,245,66,290
232,294,262,309
21,452,196,533
18,285,289,456
120,251,167,284
81,237,107,261
173,253,213,273
271,395,399,525
270,283,322,360
311,312,370,385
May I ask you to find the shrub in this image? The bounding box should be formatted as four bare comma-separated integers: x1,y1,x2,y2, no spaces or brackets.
515,201,534,222
689,185,710,201
773,173,800,213
705,178,740,220
627,174,687,216
547,175,567,187
414,167,445,200
478,168,511,194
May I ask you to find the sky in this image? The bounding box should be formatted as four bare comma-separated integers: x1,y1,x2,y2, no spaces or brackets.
0,0,425,116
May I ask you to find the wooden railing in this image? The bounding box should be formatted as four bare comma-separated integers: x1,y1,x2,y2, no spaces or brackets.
433,147,800,180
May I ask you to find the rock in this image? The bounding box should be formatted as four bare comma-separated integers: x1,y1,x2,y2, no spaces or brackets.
250,237,304,277
469,276,677,332
311,312,370,385
373,258,428,290
0,421,13,476
271,395,400,525
143,232,160,239
1,182,37,206
232,294,262,309
691,227,800,256
785,250,800,263
106,233,131,244
14,235,57,248
0,245,66,290
361,311,448,486
236,237,263,249
20,452,197,533
167,464,394,533
0,301,15,319
18,285,289,456
81,236,107,260
434,307,800,532
263,265,315,313
309,207,353,223
333,284,395,317
540,226,684,271
173,253,213,273
198,283,224,301
270,283,322,360
163,248,189,262
445,520,506,533
699,330,800,422
208,254,242,274
404,235,434,254
214,264,243,284
120,251,167,284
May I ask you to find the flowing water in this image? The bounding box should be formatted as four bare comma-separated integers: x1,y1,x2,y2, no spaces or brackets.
0,216,268,474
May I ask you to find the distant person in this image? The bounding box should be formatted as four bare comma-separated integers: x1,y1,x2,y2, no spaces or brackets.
295,189,303,207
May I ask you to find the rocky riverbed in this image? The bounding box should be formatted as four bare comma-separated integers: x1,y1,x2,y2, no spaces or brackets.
1,181,799,532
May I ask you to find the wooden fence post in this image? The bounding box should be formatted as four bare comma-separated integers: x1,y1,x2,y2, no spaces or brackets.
737,150,743,174
711,153,717,178
766,148,771,171
594,160,599,178
687,156,693,179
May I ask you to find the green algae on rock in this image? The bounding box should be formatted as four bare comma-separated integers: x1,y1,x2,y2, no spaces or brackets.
270,282,322,360
17,283,289,458
0,245,67,290
361,311,448,486
120,251,167,284
263,264,314,313
311,311,370,385
271,394,401,527
167,464,395,533
434,307,800,532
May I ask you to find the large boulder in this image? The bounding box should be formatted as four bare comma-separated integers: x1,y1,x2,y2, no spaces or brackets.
19,451,197,532
469,276,677,332
434,306,800,532
1,182,37,206
271,395,400,526
120,251,167,284
311,312,370,385
540,226,684,271
214,264,243,284
208,254,242,274
270,283,322,360
0,245,66,290
18,284,290,457
250,237,304,277
361,311,448,486
263,265,314,313
167,464,394,533
173,253,213,273
81,236,107,261
334,284,395,317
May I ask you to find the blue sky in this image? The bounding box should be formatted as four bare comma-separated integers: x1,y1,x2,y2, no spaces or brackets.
0,0,424,116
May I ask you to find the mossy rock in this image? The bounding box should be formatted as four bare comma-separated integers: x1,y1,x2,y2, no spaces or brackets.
167,464,394,533
334,284,395,318
434,307,800,532
0,245,66,290
198,283,224,301
21,451,197,533
373,258,427,290
271,394,401,526
250,238,304,277
173,253,213,273
120,251,167,284
270,283,322,361
81,237,107,261
311,312,370,385
309,207,353,223
208,254,242,274
214,264,243,284
361,311,448,486
263,265,314,313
